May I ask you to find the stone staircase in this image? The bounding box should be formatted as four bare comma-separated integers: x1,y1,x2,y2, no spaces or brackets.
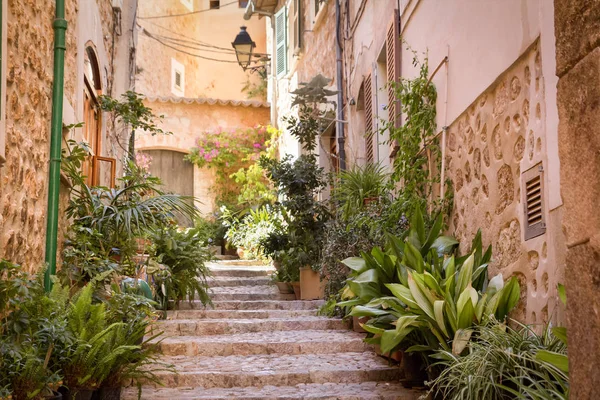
122,261,421,399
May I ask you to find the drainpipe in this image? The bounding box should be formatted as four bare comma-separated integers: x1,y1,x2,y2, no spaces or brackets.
335,0,346,170
44,0,67,291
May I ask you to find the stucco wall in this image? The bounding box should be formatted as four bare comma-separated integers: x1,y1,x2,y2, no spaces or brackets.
0,0,133,272
135,98,270,214
136,0,267,101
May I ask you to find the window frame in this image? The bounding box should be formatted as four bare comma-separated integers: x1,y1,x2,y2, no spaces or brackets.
171,58,185,97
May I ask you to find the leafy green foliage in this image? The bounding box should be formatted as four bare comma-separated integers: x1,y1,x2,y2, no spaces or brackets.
149,226,213,311
187,125,278,210
338,210,520,361
223,206,285,260
382,51,452,224
430,321,569,400
61,141,198,283
99,91,171,137
333,163,390,220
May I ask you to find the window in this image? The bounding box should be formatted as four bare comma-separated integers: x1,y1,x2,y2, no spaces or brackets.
238,0,249,8
310,0,325,26
314,0,322,15
522,163,547,240
83,45,116,187
386,10,401,156
210,0,220,9
0,0,7,168
275,6,287,77
171,58,185,97
180,0,193,11
290,0,302,53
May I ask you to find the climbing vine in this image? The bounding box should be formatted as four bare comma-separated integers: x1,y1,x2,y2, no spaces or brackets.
382,51,453,222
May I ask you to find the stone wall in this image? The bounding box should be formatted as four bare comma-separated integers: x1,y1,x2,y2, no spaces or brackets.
554,0,600,398
0,0,130,272
446,41,565,324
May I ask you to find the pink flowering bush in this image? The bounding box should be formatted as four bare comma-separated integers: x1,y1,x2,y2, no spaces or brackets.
186,125,277,209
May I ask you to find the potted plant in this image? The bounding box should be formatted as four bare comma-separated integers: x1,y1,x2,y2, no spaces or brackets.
299,266,326,300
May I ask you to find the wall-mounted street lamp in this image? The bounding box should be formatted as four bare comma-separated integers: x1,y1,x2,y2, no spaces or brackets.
232,26,256,71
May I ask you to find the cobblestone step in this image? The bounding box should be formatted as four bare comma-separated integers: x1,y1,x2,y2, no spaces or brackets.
208,276,273,287
208,285,296,301
155,317,348,336
141,352,403,389
177,299,325,311
155,330,370,356
166,309,317,320
122,382,422,400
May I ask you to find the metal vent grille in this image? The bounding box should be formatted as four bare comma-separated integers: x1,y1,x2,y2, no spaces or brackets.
522,163,546,240
174,71,182,89
364,73,374,163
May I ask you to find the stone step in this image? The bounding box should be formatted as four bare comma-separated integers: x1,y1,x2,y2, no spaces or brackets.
177,299,325,311
155,317,347,336
208,276,273,287
210,260,269,267
167,309,317,320
140,352,403,389
209,285,295,301
155,330,370,356
209,268,274,278
122,382,423,400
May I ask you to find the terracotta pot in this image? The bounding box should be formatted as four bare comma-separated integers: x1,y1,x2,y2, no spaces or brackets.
299,267,325,300
353,315,369,333
291,282,301,300
273,260,282,270
275,281,293,294
363,197,379,206
92,387,121,400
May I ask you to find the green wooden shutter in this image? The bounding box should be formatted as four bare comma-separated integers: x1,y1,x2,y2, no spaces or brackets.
275,6,287,77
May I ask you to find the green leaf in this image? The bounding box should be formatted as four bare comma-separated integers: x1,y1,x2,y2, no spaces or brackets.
456,287,476,329
536,350,569,373
386,283,418,309
433,300,449,338
455,253,474,298
349,306,390,317
422,213,443,255
407,273,435,320
423,271,443,296
557,283,567,306
431,236,459,256
403,241,424,273
496,277,520,320
412,206,426,245
552,326,568,345
342,257,367,273
361,323,385,335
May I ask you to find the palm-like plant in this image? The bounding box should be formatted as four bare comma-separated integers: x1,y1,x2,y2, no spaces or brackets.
334,163,389,219
61,141,199,283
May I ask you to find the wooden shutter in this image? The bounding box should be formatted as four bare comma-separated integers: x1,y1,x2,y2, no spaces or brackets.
522,163,546,240
387,10,401,156
364,73,374,163
292,0,302,52
275,6,287,77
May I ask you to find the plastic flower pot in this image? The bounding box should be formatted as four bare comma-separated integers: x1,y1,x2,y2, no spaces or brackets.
299,267,325,300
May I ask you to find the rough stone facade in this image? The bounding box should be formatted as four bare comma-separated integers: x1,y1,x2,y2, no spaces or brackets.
0,0,134,272
554,0,600,397
446,41,565,324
